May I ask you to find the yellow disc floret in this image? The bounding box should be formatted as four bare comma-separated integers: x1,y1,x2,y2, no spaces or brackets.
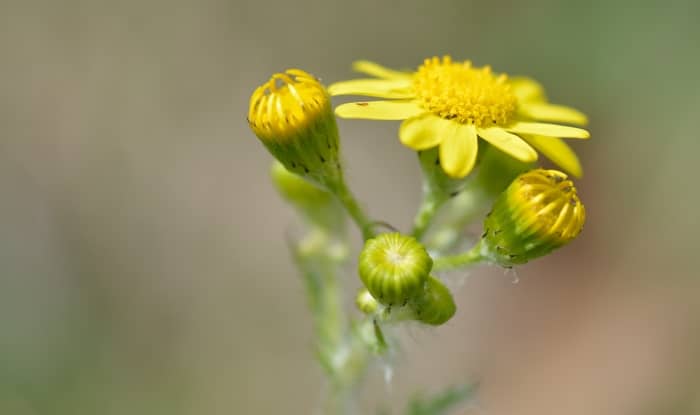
413,56,517,127
248,69,330,142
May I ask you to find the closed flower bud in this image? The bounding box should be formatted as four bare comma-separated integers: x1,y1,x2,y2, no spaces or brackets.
410,275,456,325
355,288,379,315
270,161,344,231
248,69,341,185
270,161,332,208
482,169,585,266
358,233,433,306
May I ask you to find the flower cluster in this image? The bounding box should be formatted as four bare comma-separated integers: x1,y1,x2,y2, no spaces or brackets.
247,55,590,411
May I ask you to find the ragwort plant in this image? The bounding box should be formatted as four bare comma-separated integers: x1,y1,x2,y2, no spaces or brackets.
247,57,589,415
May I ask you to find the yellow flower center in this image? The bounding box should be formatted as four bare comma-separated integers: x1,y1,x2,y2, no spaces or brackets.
508,169,585,243
248,69,329,142
413,56,517,127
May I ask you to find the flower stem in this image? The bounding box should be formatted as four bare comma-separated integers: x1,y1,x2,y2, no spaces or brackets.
433,241,485,271
411,189,447,241
293,231,363,415
326,176,375,240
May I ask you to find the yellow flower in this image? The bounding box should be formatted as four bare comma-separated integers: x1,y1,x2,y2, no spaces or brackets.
329,56,590,178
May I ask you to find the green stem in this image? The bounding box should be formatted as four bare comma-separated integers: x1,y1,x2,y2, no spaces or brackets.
433,241,485,271
326,176,375,240
293,234,357,415
424,188,491,255
411,189,447,241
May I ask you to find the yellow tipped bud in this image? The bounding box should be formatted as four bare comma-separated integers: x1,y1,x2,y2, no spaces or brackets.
482,169,586,266
410,275,456,325
358,233,433,306
355,288,379,315
248,69,341,185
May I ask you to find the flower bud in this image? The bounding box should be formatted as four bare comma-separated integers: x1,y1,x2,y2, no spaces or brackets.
358,233,432,306
482,169,585,266
270,161,332,208
355,288,379,315
410,275,456,325
270,161,344,232
248,69,341,185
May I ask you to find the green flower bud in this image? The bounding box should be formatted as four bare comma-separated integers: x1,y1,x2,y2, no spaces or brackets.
482,169,586,266
248,69,341,186
355,288,379,315
475,144,535,197
423,144,534,253
358,233,433,306
270,161,332,208
410,275,456,325
270,161,345,232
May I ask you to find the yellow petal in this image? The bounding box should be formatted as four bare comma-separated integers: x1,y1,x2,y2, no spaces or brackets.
510,77,545,102
505,122,590,139
335,100,424,120
477,127,538,162
399,114,451,150
352,60,412,79
328,78,414,98
439,123,478,178
524,135,583,178
519,102,588,126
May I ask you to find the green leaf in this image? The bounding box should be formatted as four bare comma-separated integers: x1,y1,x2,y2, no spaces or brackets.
406,382,479,415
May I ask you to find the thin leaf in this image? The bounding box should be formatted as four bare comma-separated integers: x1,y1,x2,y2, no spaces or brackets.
406,381,480,415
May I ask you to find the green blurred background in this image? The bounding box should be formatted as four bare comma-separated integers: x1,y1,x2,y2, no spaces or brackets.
1,0,699,414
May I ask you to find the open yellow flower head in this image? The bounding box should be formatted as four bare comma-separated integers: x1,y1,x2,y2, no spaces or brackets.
330,56,590,178
249,69,341,184
482,169,585,266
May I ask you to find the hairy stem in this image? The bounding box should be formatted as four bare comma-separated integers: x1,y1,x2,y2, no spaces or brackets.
326,176,375,241
293,230,381,415
411,188,448,241
433,241,484,271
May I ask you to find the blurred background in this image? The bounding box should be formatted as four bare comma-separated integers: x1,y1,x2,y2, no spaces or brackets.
1,0,699,414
